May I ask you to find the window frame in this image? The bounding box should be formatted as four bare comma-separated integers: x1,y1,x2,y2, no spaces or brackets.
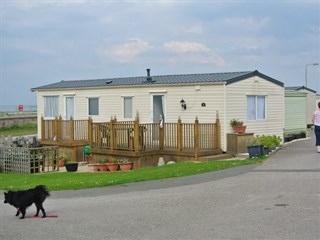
88,97,99,116
247,95,266,121
43,95,59,119
123,96,133,119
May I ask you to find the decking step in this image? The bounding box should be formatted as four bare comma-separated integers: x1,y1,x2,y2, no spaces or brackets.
199,153,234,161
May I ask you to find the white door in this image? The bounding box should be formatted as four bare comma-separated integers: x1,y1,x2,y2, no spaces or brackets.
152,95,165,123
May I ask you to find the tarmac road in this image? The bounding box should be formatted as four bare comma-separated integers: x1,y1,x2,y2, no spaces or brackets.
1,130,319,240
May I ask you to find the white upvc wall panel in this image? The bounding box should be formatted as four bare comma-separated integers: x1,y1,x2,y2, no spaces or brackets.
225,76,284,150
35,84,226,143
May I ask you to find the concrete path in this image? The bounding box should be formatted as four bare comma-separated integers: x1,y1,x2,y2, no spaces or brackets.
1,130,319,240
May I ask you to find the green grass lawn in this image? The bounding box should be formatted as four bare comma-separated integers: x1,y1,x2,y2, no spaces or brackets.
0,157,267,191
0,123,37,136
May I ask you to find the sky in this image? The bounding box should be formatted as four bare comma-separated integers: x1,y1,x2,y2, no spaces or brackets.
1,0,319,108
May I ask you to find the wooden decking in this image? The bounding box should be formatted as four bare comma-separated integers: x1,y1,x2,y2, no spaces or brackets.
40,115,223,168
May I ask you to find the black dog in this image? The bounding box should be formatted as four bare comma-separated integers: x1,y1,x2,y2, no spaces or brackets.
4,185,50,219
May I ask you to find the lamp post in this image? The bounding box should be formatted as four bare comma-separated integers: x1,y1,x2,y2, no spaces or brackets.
305,63,319,87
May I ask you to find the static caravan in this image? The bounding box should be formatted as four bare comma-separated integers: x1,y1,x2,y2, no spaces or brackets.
285,86,317,128
32,69,284,151
284,91,307,135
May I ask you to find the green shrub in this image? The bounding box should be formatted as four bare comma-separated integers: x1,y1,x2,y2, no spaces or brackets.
258,135,282,149
229,118,243,127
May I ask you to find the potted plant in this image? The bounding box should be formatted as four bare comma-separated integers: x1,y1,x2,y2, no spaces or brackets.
107,160,119,172
284,133,293,142
259,135,282,154
87,162,100,172
247,136,264,158
230,118,246,134
98,159,109,172
64,161,78,172
119,159,133,171
58,155,70,168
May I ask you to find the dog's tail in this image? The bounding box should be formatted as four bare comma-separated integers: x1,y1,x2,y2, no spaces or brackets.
35,185,50,197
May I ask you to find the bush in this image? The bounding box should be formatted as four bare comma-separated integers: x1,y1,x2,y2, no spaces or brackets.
258,135,282,149
229,118,244,127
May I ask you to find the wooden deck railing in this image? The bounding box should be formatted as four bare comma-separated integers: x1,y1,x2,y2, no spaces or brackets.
41,116,88,143
41,115,221,152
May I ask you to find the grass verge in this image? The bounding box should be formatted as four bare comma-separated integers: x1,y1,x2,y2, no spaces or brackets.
0,156,267,191
0,123,37,136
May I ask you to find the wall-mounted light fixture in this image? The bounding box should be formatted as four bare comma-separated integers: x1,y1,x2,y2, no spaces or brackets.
180,99,187,110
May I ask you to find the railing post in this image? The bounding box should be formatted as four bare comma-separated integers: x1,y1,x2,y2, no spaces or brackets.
70,116,74,144
54,116,59,141
88,117,93,146
215,111,221,150
177,117,183,151
159,115,164,150
194,117,200,159
133,115,140,151
110,117,115,150
57,115,62,141
41,116,45,140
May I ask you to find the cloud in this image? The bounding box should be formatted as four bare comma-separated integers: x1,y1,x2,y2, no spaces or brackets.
223,17,270,31
7,0,89,9
163,41,225,66
102,38,153,63
182,25,204,35
163,41,210,54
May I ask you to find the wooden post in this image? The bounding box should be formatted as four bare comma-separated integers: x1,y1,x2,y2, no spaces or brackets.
159,115,164,150
88,117,93,146
177,117,183,151
110,117,115,150
41,116,45,140
54,117,59,141
194,117,200,159
215,111,221,150
70,116,74,145
133,115,140,151
57,115,62,141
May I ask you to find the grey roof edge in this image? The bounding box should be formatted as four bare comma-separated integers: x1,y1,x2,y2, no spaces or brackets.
226,70,284,87
31,70,284,91
285,86,317,93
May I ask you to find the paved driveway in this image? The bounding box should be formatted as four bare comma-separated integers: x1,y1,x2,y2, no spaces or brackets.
1,131,319,240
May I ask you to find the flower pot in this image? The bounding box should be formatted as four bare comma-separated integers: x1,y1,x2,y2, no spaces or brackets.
264,148,272,155
119,162,133,171
65,163,78,172
247,145,264,158
88,163,99,172
233,125,246,134
284,136,293,142
107,163,119,172
98,164,109,172
86,155,93,164
58,160,65,168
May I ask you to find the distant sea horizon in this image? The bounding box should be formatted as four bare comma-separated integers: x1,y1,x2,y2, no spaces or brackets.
0,105,37,112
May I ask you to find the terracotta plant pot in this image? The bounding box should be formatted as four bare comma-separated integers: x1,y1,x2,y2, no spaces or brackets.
98,164,109,172
107,163,119,172
88,163,99,172
86,155,93,164
119,162,133,171
233,125,246,134
58,160,65,168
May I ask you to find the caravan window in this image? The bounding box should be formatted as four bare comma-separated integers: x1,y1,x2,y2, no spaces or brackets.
247,95,265,120
43,96,59,118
